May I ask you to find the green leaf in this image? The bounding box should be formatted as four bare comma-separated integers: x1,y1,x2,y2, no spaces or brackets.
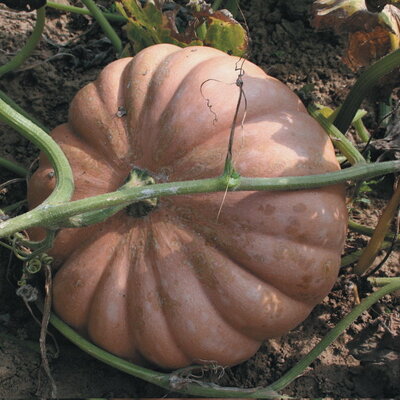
115,0,162,53
312,0,400,68
204,13,248,56
115,0,248,56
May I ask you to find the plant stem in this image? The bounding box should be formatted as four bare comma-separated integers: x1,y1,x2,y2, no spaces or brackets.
2,200,27,214
309,105,366,165
354,181,400,275
0,157,27,177
353,118,370,143
334,49,400,134
1,160,400,238
0,98,74,206
46,1,125,22
368,276,400,287
341,240,394,267
48,307,286,398
80,0,123,55
378,98,392,128
0,90,48,132
0,7,46,77
46,280,400,397
349,219,400,241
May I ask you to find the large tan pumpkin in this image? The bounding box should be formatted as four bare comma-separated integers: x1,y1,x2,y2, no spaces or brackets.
28,44,347,369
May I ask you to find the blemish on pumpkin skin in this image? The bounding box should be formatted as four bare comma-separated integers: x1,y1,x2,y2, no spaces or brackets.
190,253,218,290
258,204,276,215
323,259,335,276
74,280,83,288
285,217,301,236
158,290,179,310
293,203,307,213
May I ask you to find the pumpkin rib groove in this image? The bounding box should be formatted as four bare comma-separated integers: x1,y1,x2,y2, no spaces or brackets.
146,221,195,364
148,213,260,366
68,56,141,169
170,190,346,251
145,54,231,166
177,219,310,341
125,221,190,366
167,199,341,305
148,63,248,168
52,217,126,330
130,217,192,368
176,218,252,336
169,198,343,255
126,225,160,364
126,48,225,165
157,208,307,341
123,46,183,165
86,224,139,358
156,109,340,182
146,215,201,364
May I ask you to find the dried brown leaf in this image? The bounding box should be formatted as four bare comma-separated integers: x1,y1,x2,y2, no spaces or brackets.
312,0,400,69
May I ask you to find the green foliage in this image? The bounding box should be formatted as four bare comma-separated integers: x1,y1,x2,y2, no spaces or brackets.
115,0,248,56
353,177,384,206
204,14,247,55
115,0,201,54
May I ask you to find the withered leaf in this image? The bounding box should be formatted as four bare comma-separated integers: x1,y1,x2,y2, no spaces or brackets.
312,0,400,69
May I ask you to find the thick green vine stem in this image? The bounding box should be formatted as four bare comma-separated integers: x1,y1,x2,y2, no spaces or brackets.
0,90,48,132
45,279,400,398
0,98,74,206
0,7,46,77
46,1,125,22
309,105,366,165
80,0,123,55
341,239,395,267
349,219,400,242
355,181,400,275
1,160,400,239
353,118,371,143
334,49,400,134
368,277,399,286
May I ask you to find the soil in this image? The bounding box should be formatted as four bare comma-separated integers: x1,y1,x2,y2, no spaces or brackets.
0,0,399,398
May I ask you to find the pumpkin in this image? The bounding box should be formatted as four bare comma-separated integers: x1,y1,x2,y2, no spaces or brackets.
28,44,347,369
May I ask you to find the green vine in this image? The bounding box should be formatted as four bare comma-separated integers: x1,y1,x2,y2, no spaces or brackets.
80,0,123,55
309,105,366,165
46,1,125,22
45,278,400,398
0,7,46,77
1,160,400,240
334,49,400,133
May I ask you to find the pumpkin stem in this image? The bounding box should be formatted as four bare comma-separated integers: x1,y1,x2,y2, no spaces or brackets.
124,168,158,218
62,168,158,227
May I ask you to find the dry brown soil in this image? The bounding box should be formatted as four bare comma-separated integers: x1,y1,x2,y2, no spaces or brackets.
0,0,399,398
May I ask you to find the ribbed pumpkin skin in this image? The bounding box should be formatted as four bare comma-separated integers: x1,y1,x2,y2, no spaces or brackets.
28,44,347,369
